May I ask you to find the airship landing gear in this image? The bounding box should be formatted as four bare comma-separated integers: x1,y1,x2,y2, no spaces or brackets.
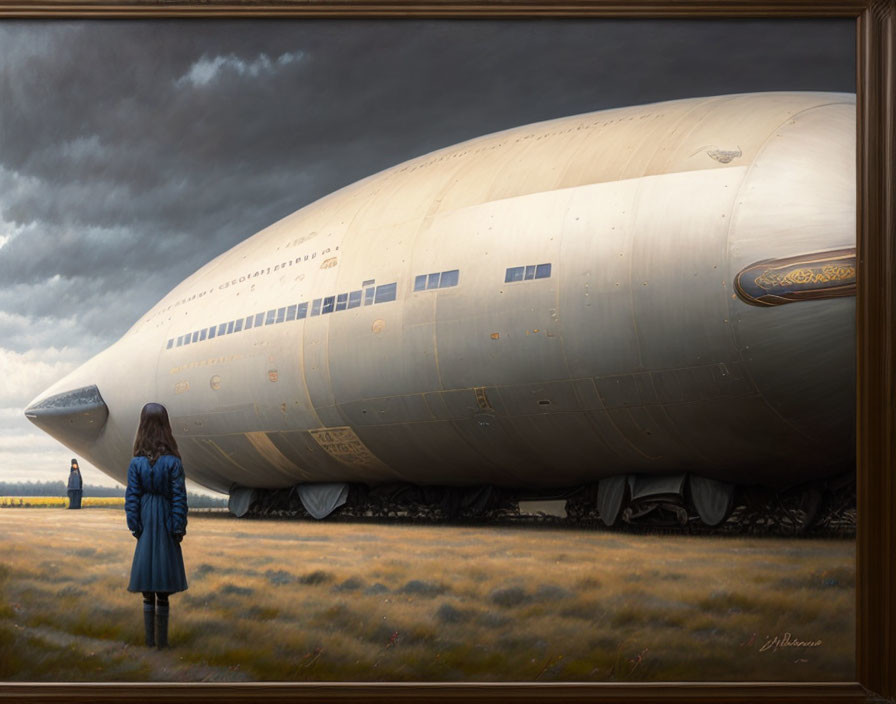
726,482,840,536
593,472,854,536
621,501,690,527
232,471,855,536
601,473,724,529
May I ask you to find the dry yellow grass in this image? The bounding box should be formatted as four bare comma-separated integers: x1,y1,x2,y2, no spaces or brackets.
0,510,854,682
0,497,125,508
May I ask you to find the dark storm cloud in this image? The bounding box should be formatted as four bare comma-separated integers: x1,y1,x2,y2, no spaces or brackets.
2,21,856,213
0,19,855,344
2,21,855,256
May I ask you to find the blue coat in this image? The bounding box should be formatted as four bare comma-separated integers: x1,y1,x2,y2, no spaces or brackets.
125,455,188,593
67,469,82,491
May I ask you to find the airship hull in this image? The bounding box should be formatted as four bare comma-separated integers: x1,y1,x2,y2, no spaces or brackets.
26,92,856,499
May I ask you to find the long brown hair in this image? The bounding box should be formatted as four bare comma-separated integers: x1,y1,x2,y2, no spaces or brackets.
132,403,181,464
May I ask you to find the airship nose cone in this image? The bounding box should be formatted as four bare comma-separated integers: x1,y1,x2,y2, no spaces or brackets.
24,384,110,445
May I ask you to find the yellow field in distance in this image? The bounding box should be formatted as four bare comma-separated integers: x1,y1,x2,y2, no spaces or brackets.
0,497,124,508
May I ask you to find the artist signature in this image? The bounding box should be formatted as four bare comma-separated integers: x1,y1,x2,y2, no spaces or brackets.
742,632,823,653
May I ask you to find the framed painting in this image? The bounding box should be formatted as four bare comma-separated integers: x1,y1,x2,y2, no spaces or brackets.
0,1,892,703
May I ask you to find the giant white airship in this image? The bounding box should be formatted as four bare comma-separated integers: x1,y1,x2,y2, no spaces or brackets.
26,92,855,526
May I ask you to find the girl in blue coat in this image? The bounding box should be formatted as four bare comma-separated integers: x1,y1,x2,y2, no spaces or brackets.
125,402,188,648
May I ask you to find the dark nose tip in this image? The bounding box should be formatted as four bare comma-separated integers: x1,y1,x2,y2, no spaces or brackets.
25,385,109,443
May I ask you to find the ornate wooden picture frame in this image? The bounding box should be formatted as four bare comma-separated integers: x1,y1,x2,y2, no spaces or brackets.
0,1,892,702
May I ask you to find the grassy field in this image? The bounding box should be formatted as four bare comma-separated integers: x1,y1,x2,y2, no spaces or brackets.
0,509,854,682
0,497,125,508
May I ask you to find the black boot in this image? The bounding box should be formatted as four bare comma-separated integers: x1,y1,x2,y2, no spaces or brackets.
156,600,169,649
143,597,156,647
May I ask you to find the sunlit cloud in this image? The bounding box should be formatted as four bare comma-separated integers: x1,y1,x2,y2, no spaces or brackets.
176,51,304,88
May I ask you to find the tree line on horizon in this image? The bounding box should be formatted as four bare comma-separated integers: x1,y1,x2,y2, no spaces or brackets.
0,480,227,508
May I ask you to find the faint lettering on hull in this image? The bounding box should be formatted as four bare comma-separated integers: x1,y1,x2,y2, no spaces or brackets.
309,426,390,472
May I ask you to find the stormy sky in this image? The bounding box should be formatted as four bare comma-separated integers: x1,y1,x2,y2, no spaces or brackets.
0,19,854,492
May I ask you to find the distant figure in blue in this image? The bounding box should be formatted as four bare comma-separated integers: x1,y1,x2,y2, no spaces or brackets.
67,459,82,509
125,402,188,649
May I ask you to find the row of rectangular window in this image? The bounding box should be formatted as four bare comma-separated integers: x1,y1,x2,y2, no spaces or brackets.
165,262,553,350
505,263,551,283
414,269,460,292
165,282,397,350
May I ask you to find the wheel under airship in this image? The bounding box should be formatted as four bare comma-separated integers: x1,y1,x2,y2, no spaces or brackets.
26,91,856,528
